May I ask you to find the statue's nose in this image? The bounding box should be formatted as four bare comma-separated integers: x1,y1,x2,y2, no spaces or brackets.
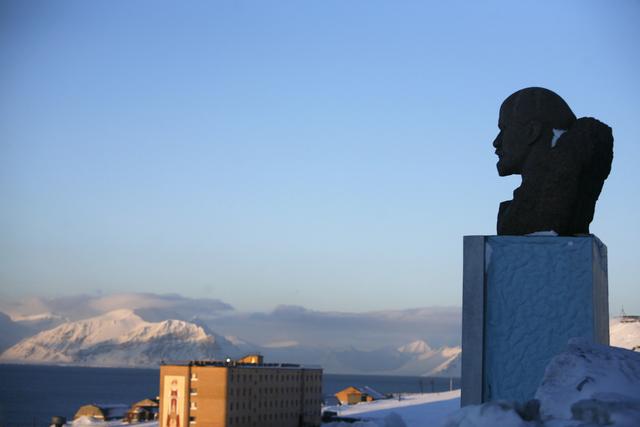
493,132,502,148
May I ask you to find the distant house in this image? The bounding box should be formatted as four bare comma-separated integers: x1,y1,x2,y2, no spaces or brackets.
621,315,640,323
127,398,159,423
74,404,129,421
334,386,387,405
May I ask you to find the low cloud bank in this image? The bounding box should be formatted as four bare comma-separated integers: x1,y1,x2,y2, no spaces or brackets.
1,292,461,350
0,293,234,322
213,305,461,349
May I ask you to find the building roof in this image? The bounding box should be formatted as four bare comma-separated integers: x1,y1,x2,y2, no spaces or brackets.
357,386,386,400
75,404,129,420
132,398,159,408
161,359,321,370
621,315,640,323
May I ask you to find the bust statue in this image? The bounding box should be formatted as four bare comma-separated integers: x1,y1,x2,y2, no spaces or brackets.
493,87,613,236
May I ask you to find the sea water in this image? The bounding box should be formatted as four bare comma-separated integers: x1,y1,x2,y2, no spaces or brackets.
0,364,460,427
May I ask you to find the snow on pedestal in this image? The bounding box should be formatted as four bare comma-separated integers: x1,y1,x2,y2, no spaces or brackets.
445,339,640,427
536,338,640,424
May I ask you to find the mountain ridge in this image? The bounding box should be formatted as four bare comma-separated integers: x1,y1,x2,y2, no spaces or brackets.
0,309,244,367
0,309,460,376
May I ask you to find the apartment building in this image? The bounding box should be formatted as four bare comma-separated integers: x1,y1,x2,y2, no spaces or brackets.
159,355,322,427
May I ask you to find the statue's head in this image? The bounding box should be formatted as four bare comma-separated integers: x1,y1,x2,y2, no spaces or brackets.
493,87,576,176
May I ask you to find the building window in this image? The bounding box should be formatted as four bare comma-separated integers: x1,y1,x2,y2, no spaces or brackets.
190,387,198,395
189,416,196,424
190,401,198,410
191,372,198,381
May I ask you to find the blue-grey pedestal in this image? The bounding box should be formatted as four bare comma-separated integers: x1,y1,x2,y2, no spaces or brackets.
461,235,609,406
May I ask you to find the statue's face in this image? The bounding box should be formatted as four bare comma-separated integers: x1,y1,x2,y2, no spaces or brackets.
493,104,532,176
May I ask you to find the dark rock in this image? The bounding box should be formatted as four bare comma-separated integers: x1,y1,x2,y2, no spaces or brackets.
571,398,640,424
515,399,541,422
576,376,595,391
493,87,613,236
51,416,67,427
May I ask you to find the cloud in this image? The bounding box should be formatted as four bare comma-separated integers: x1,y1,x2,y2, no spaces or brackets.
0,293,234,321
263,340,299,348
211,305,461,349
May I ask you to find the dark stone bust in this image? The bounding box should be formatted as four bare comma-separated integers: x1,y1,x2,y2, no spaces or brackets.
493,87,613,236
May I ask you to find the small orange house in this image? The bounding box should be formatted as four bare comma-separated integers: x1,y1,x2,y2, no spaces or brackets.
334,386,386,405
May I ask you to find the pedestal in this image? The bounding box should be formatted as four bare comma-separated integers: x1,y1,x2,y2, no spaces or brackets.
461,235,609,406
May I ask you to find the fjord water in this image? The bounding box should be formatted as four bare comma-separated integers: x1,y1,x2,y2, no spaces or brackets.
0,364,460,426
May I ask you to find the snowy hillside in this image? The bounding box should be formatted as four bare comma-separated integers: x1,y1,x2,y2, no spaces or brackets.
0,309,246,367
394,341,461,377
611,318,640,351
427,350,460,378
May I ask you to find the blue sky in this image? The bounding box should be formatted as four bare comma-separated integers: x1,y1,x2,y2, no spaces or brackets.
1,1,639,313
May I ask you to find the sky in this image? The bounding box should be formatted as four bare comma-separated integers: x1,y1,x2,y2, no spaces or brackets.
1,0,639,314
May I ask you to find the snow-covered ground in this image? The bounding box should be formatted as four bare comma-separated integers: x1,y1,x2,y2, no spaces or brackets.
610,318,640,350
324,338,640,427
67,392,461,427
324,391,460,426
446,339,640,427
71,418,156,427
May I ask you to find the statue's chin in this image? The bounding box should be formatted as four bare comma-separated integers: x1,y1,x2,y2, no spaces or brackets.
496,162,514,177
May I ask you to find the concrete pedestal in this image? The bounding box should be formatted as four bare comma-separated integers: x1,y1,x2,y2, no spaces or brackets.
461,235,609,406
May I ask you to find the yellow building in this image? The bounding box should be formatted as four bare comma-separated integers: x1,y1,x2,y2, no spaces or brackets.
334,386,386,405
159,355,322,427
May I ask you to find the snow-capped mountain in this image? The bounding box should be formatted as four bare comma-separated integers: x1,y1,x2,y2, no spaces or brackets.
0,309,247,367
397,340,433,355
0,311,461,375
427,349,461,377
393,341,461,377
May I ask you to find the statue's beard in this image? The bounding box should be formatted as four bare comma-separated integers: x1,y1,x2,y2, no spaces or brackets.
496,158,518,177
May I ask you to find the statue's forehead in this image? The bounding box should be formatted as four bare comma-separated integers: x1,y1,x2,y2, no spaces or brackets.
499,93,536,125
498,99,516,125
